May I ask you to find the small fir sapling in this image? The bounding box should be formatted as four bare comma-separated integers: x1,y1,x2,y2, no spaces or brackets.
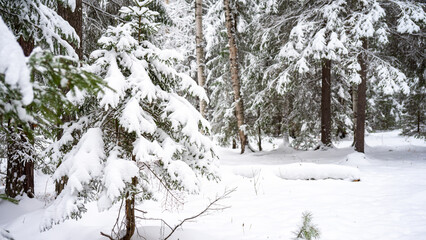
294,211,320,240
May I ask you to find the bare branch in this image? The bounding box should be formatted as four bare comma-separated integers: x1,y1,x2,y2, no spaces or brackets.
163,188,236,240
100,232,114,240
135,216,174,231
82,0,124,22
140,162,184,205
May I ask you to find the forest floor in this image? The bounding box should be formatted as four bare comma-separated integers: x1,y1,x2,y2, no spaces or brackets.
1,130,425,240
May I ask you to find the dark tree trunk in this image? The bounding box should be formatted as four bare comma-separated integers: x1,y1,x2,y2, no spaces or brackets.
18,36,34,56
417,109,421,133
257,108,262,151
257,126,262,151
224,0,247,153
321,58,332,147
5,36,35,199
232,138,237,149
5,127,34,198
355,39,368,153
55,176,68,196
120,153,137,240
352,84,358,146
55,113,72,196
57,0,83,59
121,176,137,240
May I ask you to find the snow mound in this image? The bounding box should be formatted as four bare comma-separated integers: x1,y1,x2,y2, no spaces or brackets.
275,163,360,181
341,152,371,167
232,166,261,178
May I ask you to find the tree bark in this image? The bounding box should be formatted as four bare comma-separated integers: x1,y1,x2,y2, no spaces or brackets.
321,58,332,147
121,178,136,240
352,84,358,146
121,154,137,240
355,39,367,153
195,0,207,118
224,0,246,153
232,138,237,149
57,0,83,59
18,36,34,56
257,108,262,151
5,126,34,198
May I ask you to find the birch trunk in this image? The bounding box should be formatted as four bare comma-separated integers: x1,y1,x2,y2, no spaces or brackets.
195,0,207,117
224,0,247,154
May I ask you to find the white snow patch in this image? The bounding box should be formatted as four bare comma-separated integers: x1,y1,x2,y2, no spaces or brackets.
275,163,360,181
341,152,371,167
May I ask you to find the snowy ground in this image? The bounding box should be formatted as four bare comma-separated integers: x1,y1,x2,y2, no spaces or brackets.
1,130,425,240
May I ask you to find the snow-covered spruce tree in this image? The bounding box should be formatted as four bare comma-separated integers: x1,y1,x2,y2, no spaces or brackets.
257,0,420,150
83,0,171,57
156,0,196,88
244,0,310,149
0,0,103,198
237,0,276,151
269,0,350,149
344,0,422,152
42,1,217,239
379,0,425,138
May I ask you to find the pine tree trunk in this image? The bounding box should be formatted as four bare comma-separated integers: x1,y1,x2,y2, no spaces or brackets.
417,109,421,133
195,0,207,118
57,0,83,59
121,183,136,240
352,84,358,146
321,58,332,147
121,154,137,240
355,39,367,153
55,0,82,195
224,0,246,154
5,126,34,198
5,36,35,199
18,36,34,56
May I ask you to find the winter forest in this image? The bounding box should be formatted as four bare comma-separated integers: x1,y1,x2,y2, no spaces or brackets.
0,0,425,239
